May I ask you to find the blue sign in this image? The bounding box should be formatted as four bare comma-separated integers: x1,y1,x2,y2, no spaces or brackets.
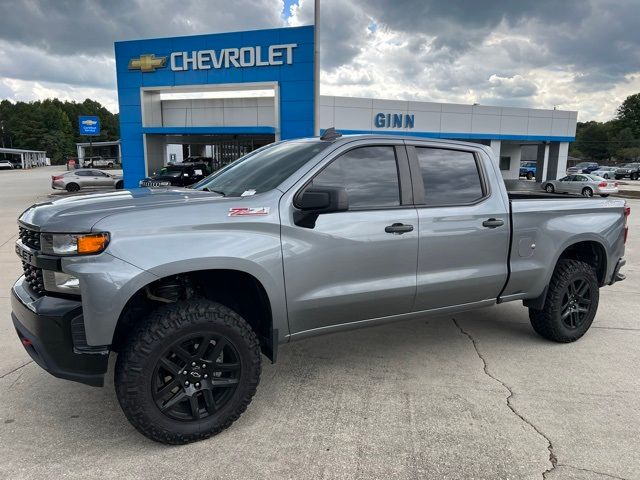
114,26,315,188
79,116,101,136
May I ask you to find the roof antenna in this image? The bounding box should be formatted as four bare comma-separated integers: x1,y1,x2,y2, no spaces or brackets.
320,127,342,141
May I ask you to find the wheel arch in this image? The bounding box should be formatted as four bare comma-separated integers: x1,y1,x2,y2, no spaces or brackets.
112,267,280,362
524,238,608,310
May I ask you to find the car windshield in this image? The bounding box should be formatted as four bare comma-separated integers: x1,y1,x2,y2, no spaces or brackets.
192,141,331,197
623,163,639,168
157,168,183,178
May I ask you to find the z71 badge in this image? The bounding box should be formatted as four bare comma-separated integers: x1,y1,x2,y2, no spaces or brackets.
228,207,270,217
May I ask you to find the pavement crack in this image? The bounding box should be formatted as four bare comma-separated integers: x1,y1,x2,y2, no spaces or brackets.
452,318,558,480
0,361,33,379
558,464,629,480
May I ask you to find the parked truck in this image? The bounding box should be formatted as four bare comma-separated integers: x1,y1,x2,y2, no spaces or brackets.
12,131,629,444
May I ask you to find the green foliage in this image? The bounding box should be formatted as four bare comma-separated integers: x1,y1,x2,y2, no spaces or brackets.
0,99,119,164
568,93,640,162
617,93,640,137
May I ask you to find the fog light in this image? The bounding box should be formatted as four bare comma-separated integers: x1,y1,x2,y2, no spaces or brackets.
42,270,80,294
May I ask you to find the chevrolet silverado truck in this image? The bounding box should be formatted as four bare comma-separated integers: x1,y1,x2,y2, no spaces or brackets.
11,131,629,444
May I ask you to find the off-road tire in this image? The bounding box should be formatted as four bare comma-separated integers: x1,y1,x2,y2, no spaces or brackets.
114,298,261,444
529,259,599,342
66,182,80,192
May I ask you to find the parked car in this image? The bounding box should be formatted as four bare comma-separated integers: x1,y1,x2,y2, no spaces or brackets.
567,162,599,175
614,163,640,180
8,159,22,169
591,166,618,179
82,156,118,169
543,174,618,197
12,133,629,444
0,159,15,170
51,169,124,192
519,161,537,180
139,163,210,187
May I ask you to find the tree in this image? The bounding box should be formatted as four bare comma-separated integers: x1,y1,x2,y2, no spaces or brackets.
617,93,640,137
572,121,614,160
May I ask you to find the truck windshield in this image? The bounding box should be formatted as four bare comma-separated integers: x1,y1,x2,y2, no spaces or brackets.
192,141,330,197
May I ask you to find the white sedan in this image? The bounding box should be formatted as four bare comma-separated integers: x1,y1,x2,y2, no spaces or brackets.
543,174,618,197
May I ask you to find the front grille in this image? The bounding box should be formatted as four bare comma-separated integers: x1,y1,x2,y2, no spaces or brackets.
22,262,44,295
140,181,171,187
19,226,40,250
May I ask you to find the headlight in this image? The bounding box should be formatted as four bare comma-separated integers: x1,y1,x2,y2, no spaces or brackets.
41,233,110,256
42,270,80,294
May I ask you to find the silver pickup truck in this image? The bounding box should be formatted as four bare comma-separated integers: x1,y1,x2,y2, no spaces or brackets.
11,132,629,444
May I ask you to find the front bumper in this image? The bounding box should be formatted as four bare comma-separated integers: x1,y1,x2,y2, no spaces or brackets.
11,276,109,387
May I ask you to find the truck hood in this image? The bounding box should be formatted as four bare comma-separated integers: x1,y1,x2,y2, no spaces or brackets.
19,188,226,232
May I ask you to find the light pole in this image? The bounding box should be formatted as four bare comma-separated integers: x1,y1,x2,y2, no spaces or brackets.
314,0,320,136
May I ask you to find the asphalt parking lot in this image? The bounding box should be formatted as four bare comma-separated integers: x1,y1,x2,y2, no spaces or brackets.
0,166,638,480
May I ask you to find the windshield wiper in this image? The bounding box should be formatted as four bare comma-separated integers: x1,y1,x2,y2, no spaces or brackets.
204,187,226,196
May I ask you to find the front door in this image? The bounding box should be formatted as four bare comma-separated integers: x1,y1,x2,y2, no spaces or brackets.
281,143,419,335
407,145,511,310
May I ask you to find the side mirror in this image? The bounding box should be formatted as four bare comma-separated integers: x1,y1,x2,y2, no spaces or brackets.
294,186,348,228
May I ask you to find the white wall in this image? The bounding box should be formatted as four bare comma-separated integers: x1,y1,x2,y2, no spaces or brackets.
499,143,522,179
319,95,577,139
157,97,275,128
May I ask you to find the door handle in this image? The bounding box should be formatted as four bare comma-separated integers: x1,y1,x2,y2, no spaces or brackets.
385,223,414,234
482,218,504,228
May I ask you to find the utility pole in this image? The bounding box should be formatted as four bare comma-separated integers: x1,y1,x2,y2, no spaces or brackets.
314,0,320,136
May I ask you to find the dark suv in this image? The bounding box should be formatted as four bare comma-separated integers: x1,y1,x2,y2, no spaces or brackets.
615,163,640,180
139,163,210,187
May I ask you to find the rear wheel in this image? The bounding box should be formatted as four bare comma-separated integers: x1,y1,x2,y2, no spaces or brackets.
545,183,555,193
66,182,80,192
529,259,599,342
582,187,593,197
603,174,610,179
114,299,261,444
526,172,533,180
631,172,639,181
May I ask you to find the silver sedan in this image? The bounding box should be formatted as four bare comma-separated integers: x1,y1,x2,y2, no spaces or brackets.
543,174,618,197
51,169,124,192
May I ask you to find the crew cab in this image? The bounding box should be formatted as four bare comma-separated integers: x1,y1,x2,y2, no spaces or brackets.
11,131,629,444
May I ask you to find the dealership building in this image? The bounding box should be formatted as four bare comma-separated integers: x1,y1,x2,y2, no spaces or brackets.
115,25,577,188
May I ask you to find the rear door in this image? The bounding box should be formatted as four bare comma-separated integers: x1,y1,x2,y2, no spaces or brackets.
407,144,510,310
281,141,419,334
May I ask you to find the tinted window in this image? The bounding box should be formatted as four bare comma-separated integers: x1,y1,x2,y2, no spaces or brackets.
415,148,484,205
311,146,400,208
75,170,92,176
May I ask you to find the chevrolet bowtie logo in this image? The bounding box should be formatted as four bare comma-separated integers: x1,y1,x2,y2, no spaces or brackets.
128,54,167,72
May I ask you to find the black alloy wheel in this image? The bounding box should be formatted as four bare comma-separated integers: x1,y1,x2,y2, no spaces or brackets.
559,278,592,330
152,333,241,421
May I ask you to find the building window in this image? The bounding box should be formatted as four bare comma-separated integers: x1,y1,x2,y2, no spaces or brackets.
500,156,511,171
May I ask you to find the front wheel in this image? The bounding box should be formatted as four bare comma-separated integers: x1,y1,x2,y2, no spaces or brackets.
66,182,80,192
545,183,555,193
631,173,639,181
115,299,261,444
582,187,593,197
526,172,533,180
529,259,599,342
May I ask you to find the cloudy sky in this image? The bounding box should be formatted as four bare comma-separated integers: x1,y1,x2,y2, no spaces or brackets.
0,0,638,121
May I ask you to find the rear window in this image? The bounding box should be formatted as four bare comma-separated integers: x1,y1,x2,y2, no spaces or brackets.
415,148,485,205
